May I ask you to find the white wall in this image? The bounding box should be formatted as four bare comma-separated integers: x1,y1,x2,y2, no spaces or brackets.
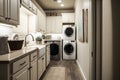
0,23,14,38
75,0,92,80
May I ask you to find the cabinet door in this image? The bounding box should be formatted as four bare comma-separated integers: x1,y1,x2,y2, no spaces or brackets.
46,16,62,34
8,0,20,25
55,16,62,33
31,60,37,80
62,13,75,23
13,65,29,80
22,0,30,8
0,0,7,23
47,45,50,66
51,17,56,33
46,17,56,33
46,17,51,33
38,58,43,79
42,55,46,72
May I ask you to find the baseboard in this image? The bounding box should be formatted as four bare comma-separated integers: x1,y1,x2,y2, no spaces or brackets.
76,60,87,80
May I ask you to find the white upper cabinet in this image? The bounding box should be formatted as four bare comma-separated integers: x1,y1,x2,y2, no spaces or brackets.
0,0,6,23
46,16,62,34
21,0,37,14
62,13,75,23
8,0,20,25
37,9,46,32
0,0,20,25
21,0,30,8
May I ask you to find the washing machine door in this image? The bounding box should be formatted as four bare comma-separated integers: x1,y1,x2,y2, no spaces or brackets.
65,27,74,37
64,43,74,55
50,43,59,55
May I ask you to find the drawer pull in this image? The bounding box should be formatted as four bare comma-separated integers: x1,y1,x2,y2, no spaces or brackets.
33,55,37,58
19,61,26,66
28,66,32,70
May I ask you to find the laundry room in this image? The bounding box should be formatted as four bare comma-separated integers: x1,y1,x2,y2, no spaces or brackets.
0,0,98,80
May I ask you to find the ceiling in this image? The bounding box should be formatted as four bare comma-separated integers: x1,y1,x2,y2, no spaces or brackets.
36,0,75,10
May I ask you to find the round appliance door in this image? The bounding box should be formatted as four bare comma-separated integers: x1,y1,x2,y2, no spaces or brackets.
50,43,59,56
64,43,74,55
65,27,74,37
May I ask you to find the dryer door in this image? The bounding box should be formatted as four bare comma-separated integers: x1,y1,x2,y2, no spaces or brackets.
64,27,74,37
64,43,74,55
50,43,59,55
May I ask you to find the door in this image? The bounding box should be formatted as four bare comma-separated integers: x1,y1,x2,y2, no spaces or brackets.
91,0,102,80
47,45,50,66
46,17,52,33
42,55,46,72
65,27,74,37
38,58,43,79
22,0,30,8
13,66,29,80
0,0,7,23
55,16,62,33
64,43,74,55
8,0,20,25
31,60,37,80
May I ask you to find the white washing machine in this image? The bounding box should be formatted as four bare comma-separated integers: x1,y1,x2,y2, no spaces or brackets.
63,40,76,60
62,25,76,40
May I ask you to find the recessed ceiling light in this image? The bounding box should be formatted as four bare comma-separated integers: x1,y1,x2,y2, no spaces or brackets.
61,4,64,7
57,0,62,3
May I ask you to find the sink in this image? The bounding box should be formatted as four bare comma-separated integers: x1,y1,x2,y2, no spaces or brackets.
29,45,46,57
31,45,45,49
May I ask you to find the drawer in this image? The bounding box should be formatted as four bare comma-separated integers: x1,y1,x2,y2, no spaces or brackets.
13,56,29,74
30,51,37,61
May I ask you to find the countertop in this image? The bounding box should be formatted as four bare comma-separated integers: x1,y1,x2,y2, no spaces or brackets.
44,39,62,42
0,44,48,63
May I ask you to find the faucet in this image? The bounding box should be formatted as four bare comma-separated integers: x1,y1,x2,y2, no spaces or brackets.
24,34,34,47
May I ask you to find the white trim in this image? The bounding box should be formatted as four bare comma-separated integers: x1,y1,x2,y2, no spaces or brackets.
76,60,87,80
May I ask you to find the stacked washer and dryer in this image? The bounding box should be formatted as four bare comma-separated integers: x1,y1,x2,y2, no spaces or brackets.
62,25,76,60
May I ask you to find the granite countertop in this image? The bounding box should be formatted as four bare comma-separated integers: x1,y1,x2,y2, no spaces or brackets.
0,44,48,62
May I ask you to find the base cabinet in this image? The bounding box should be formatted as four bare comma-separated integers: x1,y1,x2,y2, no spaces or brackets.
0,48,48,80
38,55,46,80
42,55,46,72
46,45,50,67
38,57,43,79
13,65,29,80
30,59,37,80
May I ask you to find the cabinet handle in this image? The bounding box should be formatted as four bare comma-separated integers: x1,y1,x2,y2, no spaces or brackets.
19,61,26,66
28,66,32,70
33,55,37,58
42,58,44,60
5,17,8,20
8,18,11,19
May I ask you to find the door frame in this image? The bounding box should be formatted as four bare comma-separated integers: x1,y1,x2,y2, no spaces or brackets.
90,0,102,80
